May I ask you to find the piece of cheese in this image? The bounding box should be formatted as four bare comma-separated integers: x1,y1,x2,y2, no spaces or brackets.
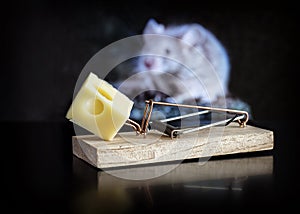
66,72,134,141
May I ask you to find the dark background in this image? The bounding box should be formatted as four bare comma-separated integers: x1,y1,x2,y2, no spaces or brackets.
2,1,300,213
2,0,298,122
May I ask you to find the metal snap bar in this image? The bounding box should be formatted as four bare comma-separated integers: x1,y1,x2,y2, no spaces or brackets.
126,99,249,139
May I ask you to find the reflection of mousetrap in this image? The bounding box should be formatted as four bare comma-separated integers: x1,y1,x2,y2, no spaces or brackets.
96,156,273,188
72,100,273,168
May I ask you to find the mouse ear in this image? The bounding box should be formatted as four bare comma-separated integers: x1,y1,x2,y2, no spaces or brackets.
143,18,165,34
181,25,206,47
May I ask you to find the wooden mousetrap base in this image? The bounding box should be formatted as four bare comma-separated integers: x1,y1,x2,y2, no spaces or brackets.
72,123,273,169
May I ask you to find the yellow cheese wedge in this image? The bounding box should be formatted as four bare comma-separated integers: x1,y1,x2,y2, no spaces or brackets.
66,72,134,141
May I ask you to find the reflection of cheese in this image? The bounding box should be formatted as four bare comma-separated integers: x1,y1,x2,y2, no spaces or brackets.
66,72,134,141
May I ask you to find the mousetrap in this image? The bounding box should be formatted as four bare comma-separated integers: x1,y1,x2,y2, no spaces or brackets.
72,100,273,168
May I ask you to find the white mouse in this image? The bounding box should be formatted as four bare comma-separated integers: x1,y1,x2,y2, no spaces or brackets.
133,18,230,104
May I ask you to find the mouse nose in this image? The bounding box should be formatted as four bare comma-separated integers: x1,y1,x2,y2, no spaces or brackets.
144,57,154,69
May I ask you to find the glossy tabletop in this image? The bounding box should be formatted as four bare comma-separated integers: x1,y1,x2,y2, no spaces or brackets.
3,121,298,214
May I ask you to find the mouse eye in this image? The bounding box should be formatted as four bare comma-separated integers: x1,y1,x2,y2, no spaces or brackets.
165,48,170,55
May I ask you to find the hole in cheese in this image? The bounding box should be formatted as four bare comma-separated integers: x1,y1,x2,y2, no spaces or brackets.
86,98,104,115
98,87,113,101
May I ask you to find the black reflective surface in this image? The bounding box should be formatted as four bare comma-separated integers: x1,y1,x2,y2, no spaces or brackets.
3,121,298,213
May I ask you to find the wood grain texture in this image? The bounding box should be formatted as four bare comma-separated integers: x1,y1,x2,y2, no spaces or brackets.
72,123,273,168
